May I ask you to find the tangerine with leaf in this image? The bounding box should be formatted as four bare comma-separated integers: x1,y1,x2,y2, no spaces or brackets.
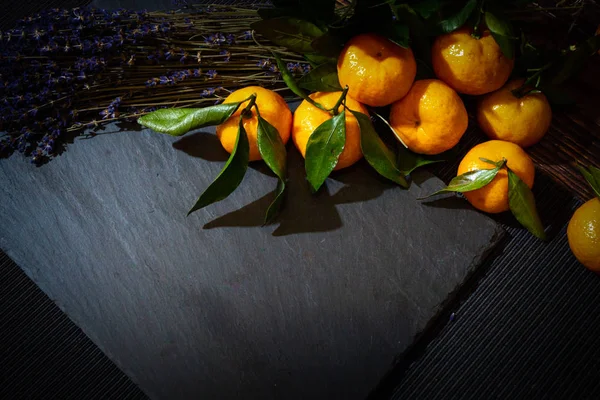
292,91,368,170
216,86,292,161
457,140,535,214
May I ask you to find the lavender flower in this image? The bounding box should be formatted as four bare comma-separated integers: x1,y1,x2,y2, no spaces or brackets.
285,62,311,75
30,149,44,164
165,49,176,60
0,4,306,164
257,59,270,68
110,97,121,108
220,50,231,62
201,88,215,97
171,0,189,7
158,76,172,85
205,33,226,46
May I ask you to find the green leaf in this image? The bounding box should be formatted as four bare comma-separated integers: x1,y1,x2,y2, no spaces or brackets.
411,0,443,19
538,85,575,106
257,114,287,182
298,63,342,92
484,12,515,59
484,11,514,37
507,168,547,240
379,22,410,49
372,111,408,149
138,103,242,136
272,52,311,100
188,117,249,215
274,52,329,112
419,161,505,199
490,33,514,59
257,113,287,223
392,4,432,66
552,36,600,85
577,164,600,199
305,111,346,192
304,53,336,67
265,179,286,225
479,157,505,168
250,17,324,53
351,110,408,188
397,146,445,176
310,33,344,58
438,0,477,33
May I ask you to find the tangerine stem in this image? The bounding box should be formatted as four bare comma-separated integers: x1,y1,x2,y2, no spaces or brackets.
242,94,257,118
330,86,349,116
306,97,330,113
511,61,553,98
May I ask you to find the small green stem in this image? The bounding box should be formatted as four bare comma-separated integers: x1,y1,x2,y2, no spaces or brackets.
242,94,257,118
480,157,507,169
511,61,553,98
304,97,329,113
471,0,485,39
329,86,349,116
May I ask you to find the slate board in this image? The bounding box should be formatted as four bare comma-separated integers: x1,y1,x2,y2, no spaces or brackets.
0,115,503,399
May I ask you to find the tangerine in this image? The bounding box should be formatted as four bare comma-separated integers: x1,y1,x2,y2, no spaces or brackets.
389,79,468,155
457,140,535,213
432,26,514,95
337,33,416,107
477,79,552,147
568,198,600,272
216,86,292,161
292,92,368,170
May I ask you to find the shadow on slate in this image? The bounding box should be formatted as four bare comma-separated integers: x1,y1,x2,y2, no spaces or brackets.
203,149,394,235
0,114,503,400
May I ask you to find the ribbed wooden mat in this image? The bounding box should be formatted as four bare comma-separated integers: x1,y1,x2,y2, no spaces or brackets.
532,56,600,201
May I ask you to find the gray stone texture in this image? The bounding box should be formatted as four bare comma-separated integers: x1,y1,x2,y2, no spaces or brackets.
0,118,502,399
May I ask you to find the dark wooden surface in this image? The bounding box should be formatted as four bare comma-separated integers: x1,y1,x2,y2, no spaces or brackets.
0,108,503,399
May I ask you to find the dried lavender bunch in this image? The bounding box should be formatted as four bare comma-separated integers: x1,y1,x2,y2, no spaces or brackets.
0,4,308,164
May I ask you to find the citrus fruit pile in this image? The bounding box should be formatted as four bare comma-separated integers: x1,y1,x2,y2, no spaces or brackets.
140,18,597,272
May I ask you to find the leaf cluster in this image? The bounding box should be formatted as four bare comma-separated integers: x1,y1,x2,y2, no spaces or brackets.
253,0,599,102
421,157,546,239
139,95,287,224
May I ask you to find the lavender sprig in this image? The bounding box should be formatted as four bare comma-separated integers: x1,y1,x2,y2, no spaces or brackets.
0,4,309,164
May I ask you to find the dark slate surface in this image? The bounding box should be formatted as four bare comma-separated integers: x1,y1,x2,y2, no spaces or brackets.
0,250,147,400
0,112,503,399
